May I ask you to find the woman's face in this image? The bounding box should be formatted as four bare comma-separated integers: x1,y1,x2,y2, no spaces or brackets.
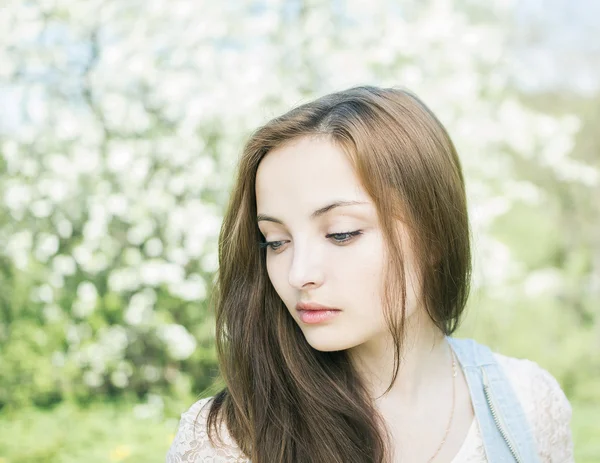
255,135,420,352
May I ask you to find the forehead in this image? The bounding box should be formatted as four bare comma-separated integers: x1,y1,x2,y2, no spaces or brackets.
255,136,372,217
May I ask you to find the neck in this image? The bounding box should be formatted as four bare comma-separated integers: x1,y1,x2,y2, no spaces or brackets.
348,309,449,403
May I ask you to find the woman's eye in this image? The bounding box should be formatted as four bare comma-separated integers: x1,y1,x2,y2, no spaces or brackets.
259,240,285,251
327,230,363,243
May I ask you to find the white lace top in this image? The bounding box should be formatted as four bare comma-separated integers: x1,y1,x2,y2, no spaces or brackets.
166,353,574,462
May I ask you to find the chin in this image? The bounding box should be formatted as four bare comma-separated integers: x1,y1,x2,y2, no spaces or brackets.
303,334,357,353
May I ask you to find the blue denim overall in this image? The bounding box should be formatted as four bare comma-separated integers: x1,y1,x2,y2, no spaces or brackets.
447,336,540,463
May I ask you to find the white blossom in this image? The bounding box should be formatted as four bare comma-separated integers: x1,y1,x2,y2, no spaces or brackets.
157,324,197,360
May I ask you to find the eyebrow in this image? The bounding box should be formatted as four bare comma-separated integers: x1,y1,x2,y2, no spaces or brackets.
257,200,369,225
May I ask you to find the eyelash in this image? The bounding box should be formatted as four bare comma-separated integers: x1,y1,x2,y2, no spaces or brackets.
259,230,363,252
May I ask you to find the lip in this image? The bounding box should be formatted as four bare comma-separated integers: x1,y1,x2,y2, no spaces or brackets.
295,302,342,325
296,302,341,312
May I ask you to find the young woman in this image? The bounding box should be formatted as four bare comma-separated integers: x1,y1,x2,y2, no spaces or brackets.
166,86,573,462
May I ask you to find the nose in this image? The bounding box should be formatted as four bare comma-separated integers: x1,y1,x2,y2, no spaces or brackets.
287,241,325,289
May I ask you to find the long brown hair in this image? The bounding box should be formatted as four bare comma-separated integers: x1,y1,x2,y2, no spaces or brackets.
203,86,471,462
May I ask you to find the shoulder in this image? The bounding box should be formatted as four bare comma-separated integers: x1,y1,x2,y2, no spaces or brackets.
492,352,571,419
493,352,574,462
166,396,249,463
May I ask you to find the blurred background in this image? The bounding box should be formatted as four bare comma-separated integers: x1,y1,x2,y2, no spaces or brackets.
0,0,598,461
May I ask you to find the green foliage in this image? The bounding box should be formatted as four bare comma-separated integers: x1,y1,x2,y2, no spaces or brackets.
0,399,183,463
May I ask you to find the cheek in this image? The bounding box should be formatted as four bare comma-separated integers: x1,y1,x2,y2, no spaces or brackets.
332,236,387,309
352,235,385,282
265,256,288,298
265,257,278,286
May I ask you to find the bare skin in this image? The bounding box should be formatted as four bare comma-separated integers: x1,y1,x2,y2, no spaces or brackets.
360,313,475,462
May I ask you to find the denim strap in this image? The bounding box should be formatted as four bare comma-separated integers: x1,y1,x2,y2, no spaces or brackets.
446,336,540,463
